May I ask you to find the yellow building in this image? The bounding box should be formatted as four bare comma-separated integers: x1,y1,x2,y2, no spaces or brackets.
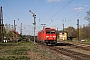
57,31,68,43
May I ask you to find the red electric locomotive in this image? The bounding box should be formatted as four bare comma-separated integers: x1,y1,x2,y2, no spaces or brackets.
37,28,57,45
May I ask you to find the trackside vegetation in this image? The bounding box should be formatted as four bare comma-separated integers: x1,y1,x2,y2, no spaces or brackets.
0,41,63,60
0,42,31,60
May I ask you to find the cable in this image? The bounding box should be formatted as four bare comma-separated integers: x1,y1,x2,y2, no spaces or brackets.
45,0,73,23
4,0,17,18
4,0,21,23
37,2,59,27
3,13,13,23
4,0,23,33
50,2,90,29
41,3,59,20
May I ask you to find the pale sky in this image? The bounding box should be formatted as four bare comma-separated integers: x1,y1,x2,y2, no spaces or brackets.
0,0,90,35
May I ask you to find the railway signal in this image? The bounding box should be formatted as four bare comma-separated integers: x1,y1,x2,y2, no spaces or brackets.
0,6,4,42
29,10,36,45
77,19,79,41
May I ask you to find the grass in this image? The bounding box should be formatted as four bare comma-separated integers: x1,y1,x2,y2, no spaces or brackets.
0,41,64,60
0,42,32,60
80,40,90,45
72,39,90,45
59,38,90,45
0,56,30,60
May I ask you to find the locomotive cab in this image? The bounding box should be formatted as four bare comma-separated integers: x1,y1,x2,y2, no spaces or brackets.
45,30,57,44
38,28,57,45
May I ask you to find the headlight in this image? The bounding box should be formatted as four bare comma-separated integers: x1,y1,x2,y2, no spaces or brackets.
46,36,49,37
53,36,56,37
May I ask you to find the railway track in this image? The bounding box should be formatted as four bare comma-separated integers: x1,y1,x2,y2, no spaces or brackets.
59,41,90,51
72,43,90,51
30,38,90,60
49,46,90,60
35,40,90,60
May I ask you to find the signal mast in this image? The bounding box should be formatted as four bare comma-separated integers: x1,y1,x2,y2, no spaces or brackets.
0,6,4,42
29,10,36,45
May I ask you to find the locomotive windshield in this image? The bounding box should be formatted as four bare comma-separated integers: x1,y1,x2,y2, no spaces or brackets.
46,30,55,34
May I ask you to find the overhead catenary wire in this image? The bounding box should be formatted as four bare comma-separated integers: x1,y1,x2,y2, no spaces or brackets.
36,0,74,31
51,2,90,29
4,0,21,23
3,13,13,23
4,0,17,18
41,2,59,20
37,1,60,27
4,0,23,33
45,0,73,23
68,3,90,26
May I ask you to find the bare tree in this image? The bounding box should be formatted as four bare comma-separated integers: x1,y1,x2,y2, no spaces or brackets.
85,10,90,23
84,10,90,40
82,25,90,39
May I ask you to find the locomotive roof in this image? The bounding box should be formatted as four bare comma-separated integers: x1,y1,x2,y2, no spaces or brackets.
44,28,55,29
38,28,56,33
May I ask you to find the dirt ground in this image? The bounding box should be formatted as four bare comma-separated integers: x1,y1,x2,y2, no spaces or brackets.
27,44,72,60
